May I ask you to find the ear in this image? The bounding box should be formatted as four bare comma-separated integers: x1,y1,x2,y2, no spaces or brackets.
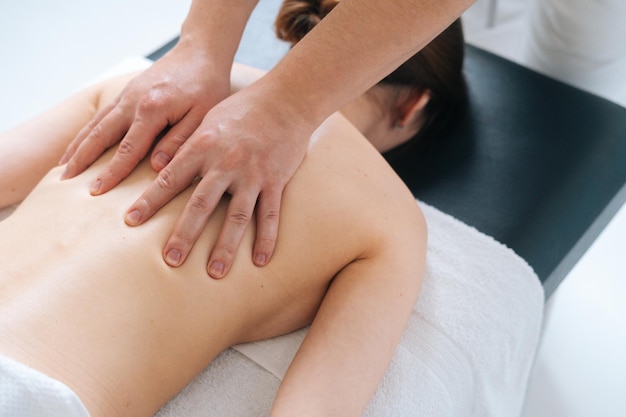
396,89,431,129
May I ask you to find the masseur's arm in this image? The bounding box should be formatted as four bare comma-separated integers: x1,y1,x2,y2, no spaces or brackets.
61,0,474,279
270,207,427,416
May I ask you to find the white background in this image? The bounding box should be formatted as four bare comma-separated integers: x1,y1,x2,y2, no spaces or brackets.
1,0,624,415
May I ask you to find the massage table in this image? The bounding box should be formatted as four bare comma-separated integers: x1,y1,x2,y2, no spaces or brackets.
137,1,625,415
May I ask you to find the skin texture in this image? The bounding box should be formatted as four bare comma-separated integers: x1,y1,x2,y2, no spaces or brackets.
0,65,426,417
60,0,474,279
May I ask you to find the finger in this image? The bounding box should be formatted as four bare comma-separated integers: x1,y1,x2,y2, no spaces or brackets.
162,175,230,269
91,112,168,195
252,187,282,267
150,111,204,172
61,104,130,179
125,155,202,228
207,188,259,279
59,102,115,165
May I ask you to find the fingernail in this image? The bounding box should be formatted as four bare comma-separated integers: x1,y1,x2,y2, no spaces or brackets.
90,179,102,195
254,253,267,266
165,249,181,266
209,260,224,277
153,152,171,171
125,209,141,226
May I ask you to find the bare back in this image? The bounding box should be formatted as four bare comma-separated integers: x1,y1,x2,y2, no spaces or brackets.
0,103,424,416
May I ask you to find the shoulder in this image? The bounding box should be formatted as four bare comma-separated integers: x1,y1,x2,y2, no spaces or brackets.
287,112,427,264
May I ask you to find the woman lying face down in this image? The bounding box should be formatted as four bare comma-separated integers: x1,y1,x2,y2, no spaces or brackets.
0,6,464,417
0,70,420,417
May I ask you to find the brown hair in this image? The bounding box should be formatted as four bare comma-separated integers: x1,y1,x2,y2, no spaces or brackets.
275,0,467,156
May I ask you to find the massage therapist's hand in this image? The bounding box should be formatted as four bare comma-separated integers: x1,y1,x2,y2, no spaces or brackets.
60,39,230,179
123,83,315,278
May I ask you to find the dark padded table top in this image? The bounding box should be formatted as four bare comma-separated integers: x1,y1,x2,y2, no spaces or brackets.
393,46,626,298
147,32,626,299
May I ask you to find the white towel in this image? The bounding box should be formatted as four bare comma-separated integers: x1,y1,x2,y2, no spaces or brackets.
0,354,91,417
156,201,544,417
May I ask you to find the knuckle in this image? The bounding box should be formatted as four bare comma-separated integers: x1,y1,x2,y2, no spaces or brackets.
89,122,106,143
188,193,212,214
256,236,276,249
215,242,236,259
167,133,188,149
156,168,178,192
137,93,162,113
117,140,135,156
260,208,280,222
228,207,251,226
171,230,194,247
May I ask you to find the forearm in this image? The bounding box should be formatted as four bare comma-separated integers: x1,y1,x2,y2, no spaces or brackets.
257,0,474,126
178,0,259,74
270,248,425,416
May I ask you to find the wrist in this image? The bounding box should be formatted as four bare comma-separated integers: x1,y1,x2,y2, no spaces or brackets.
160,35,230,89
252,73,326,140
178,0,258,74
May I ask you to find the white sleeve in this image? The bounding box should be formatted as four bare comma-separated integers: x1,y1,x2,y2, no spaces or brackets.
523,0,626,107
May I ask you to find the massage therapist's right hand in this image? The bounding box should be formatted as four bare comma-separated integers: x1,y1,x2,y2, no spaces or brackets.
60,39,230,180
